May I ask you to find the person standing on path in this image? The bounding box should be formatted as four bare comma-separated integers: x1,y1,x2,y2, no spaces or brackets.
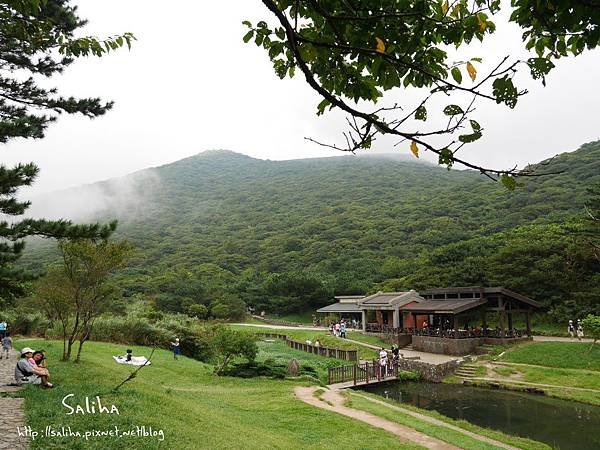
577,320,584,340
171,338,181,360
379,347,388,378
1,333,12,359
0,319,6,339
340,322,347,339
568,320,575,338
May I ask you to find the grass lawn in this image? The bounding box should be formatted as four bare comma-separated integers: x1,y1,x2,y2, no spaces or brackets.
499,342,600,371
231,325,378,359
15,339,424,450
347,392,550,450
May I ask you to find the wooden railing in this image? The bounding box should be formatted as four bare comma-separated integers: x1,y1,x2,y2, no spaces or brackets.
365,324,413,335
415,328,527,339
328,361,399,385
255,333,358,361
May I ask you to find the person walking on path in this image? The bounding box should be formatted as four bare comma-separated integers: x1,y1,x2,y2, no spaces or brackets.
171,338,181,359
0,319,6,339
568,320,575,338
577,320,584,340
340,322,347,339
1,333,12,359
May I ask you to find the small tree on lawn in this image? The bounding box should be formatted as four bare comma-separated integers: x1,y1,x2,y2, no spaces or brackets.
581,315,600,352
36,238,133,361
211,327,257,375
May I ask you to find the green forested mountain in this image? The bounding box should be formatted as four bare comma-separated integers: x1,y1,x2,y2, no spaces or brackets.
21,141,600,320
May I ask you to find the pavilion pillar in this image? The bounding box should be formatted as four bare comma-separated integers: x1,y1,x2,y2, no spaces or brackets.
392,308,400,328
525,309,532,337
481,308,487,330
499,296,506,338
362,310,367,332
412,313,417,334
453,315,458,332
507,312,513,331
499,311,506,338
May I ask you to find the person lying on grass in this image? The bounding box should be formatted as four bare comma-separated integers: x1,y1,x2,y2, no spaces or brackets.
15,347,53,388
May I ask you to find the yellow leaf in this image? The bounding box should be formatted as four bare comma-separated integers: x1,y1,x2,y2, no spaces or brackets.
375,37,385,54
477,14,487,32
466,62,477,81
451,4,461,17
441,0,449,15
410,141,419,158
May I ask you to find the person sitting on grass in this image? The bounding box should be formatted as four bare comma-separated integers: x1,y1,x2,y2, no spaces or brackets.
1,333,12,359
15,348,53,388
31,350,48,368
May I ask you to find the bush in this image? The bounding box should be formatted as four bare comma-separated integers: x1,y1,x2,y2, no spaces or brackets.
186,304,209,319
221,360,318,379
398,370,421,381
1,310,50,336
211,303,230,319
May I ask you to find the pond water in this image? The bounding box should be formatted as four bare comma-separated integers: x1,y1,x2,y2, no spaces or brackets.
360,381,600,450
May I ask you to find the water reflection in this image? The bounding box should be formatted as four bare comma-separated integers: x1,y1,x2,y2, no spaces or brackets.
361,382,600,450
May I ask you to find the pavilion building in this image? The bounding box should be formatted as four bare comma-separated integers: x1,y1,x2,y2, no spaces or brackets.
316,286,540,355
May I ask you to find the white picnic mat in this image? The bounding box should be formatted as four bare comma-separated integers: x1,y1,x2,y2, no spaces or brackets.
112,355,151,366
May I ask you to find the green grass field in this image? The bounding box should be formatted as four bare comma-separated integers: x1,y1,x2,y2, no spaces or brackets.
500,342,600,371
14,339,425,450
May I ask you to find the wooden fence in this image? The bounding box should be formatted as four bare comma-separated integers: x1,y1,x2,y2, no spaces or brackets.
255,333,358,361
328,361,399,385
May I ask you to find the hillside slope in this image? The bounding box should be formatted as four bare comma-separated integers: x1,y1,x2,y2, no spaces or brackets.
20,141,600,317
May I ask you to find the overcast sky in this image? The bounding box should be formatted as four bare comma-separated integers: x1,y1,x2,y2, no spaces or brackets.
4,1,600,195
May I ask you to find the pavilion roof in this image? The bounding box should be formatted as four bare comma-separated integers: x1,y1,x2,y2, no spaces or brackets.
400,298,487,314
316,302,362,313
359,290,423,308
419,286,540,308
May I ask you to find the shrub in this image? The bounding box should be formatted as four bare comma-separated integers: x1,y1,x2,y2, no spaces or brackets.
186,304,209,319
211,326,258,374
398,370,421,381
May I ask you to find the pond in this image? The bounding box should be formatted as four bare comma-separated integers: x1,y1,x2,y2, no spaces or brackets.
360,381,600,450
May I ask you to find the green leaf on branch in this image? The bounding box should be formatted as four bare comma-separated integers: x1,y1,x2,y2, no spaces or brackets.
470,120,481,132
443,104,464,116
500,174,517,190
492,76,518,108
243,30,254,43
458,131,482,143
317,99,331,116
415,106,427,121
438,148,454,167
451,67,462,84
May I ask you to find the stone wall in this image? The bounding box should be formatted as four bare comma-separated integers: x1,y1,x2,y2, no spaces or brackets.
397,359,462,382
412,336,484,355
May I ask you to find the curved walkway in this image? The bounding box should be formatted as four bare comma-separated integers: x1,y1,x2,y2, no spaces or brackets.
296,385,520,450
295,386,458,449
0,349,28,450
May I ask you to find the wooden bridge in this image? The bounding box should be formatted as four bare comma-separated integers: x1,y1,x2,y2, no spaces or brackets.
328,361,399,387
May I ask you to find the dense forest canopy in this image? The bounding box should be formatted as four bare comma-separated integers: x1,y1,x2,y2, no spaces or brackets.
20,141,600,321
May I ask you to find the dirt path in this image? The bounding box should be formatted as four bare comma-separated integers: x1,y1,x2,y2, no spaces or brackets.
295,386,459,449
0,348,28,450
532,335,593,343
